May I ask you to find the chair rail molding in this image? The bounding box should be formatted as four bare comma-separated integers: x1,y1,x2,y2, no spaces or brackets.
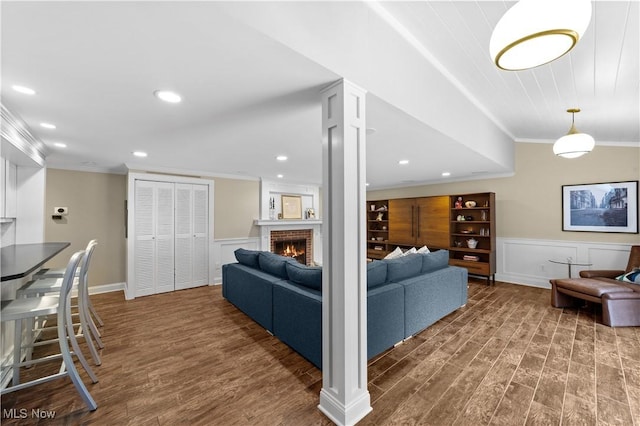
496,237,632,288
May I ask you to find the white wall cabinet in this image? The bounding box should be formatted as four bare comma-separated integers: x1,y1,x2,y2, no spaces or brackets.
127,174,214,299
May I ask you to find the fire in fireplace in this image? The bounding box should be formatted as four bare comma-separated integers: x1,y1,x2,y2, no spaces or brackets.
274,239,306,265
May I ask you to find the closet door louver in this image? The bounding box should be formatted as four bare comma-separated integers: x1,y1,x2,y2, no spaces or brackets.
174,184,209,290
192,184,209,287
174,184,193,290
134,180,175,296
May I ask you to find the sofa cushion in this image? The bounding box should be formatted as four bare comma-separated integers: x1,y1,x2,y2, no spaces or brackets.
367,261,388,288
258,252,292,279
286,261,322,290
421,250,449,273
384,253,423,282
234,248,260,268
417,245,430,254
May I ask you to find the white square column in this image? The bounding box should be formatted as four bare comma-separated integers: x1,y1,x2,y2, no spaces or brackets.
318,79,371,425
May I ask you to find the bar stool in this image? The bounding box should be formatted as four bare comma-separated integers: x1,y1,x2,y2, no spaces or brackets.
1,250,98,411
18,240,102,365
33,239,104,328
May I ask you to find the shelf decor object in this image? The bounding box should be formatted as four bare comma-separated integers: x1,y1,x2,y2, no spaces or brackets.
553,108,595,158
561,181,638,233
490,0,592,71
281,195,302,220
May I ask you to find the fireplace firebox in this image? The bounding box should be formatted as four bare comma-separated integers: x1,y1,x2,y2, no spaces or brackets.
274,239,306,265
270,229,313,265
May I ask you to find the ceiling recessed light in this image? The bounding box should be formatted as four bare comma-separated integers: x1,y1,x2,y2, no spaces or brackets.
53,142,67,148
398,160,409,165
133,151,148,158
441,172,451,177
154,90,182,103
277,174,284,179
366,183,370,186
40,122,56,129
276,155,288,161
12,85,36,95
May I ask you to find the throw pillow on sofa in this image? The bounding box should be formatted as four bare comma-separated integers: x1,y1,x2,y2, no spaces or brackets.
234,248,261,268
384,247,404,260
285,261,322,290
258,252,293,279
617,269,640,284
384,253,423,282
402,247,417,256
421,249,449,273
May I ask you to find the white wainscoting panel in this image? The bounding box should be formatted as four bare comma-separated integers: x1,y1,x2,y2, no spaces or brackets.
212,237,260,284
496,238,633,289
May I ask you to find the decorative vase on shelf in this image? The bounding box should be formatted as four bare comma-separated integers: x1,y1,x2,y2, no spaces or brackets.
269,209,276,220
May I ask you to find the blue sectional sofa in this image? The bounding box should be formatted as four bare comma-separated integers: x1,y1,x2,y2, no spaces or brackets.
222,249,467,369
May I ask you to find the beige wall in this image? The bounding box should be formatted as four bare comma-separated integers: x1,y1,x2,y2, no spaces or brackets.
44,169,261,287
213,177,260,239
368,143,640,244
44,169,127,286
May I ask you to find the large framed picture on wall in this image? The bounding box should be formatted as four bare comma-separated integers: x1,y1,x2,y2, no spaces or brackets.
562,180,638,233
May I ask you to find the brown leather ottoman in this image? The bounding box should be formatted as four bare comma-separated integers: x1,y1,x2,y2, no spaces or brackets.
550,278,640,327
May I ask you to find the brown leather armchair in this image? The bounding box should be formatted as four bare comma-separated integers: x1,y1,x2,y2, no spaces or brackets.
551,245,640,327
580,245,640,280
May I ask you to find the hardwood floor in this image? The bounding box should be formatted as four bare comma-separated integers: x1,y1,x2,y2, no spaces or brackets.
2,279,638,425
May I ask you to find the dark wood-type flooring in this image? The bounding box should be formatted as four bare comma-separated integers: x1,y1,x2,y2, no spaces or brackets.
2,279,639,425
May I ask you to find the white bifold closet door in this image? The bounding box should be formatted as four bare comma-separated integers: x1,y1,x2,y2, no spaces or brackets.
134,180,175,297
174,184,209,290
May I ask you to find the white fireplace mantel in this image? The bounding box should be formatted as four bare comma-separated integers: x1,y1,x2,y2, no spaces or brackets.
254,219,322,227
254,219,323,265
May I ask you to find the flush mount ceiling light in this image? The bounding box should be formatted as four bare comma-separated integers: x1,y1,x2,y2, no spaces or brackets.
40,122,56,129
12,85,36,95
276,155,288,161
133,151,148,158
53,142,67,148
153,90,182,103
277,174,284,179
490,0,592,71
553,108,595,159
398,160,409,165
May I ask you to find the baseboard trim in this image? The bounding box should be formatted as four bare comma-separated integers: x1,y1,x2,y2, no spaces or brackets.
88,282,125,295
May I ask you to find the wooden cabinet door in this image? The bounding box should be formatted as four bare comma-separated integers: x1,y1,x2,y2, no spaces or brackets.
389,198,417,245
416,196,449,249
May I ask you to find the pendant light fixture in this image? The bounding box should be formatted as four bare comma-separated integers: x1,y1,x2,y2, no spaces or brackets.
490,0,592,71
553,108,595,159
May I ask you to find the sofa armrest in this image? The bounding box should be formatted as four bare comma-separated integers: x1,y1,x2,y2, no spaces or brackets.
603,290,640,300
579,270,624,279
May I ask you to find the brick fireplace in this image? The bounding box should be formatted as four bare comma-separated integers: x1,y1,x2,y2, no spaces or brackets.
270,229,313,265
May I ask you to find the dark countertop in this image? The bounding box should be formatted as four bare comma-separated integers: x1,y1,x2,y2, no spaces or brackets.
1,242,71,282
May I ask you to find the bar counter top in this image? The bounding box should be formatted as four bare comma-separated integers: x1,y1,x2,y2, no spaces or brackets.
1,242,70,282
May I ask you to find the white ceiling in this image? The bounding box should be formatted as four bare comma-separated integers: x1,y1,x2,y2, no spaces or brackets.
1,1,638,189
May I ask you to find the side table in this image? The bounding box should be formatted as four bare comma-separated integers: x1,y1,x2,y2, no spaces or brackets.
548,258,592,278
